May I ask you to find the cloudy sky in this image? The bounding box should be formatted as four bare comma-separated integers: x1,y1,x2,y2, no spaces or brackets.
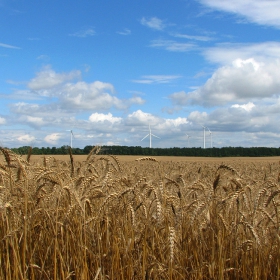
1,0,280,149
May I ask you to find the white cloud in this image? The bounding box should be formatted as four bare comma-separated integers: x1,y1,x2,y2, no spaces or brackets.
2,89,42,101
59,81,126,110
55,80,145,111
0,42,20,49
12,110,51,128
17,66,143,114
172,33,213,42
168,91,189,106
231,102,255,112
8,67,147,132
203,42,280,65
117,28,131,35
188,111,208,124
233,58,260,70
25,116,45,126
17,134,36,143
169,58,280,107
150,39,195,52
126,110,190,129
0,116,6,124
132,75,181,84
127,110,159,125
28,66,81,90
11,103,39,114
89,112,122,124
199,0,280,29
183,100,280,138
4,101,280,148
141,17,165,30
44,133,61,145
69,28,95,37
165,117,189,127
161,105,182,115
36,54,50,61
11,103,57,117
128,96,146,105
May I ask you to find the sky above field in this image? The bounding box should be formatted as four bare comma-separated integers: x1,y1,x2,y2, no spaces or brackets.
1,0,280,149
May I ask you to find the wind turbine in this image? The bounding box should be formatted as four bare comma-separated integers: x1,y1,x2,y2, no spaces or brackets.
186,134,191,147
66,130,74,148
141,125,160,148
207,127,212,148
201,125,206,149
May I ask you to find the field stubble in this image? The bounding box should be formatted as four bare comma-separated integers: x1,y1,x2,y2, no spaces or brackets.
1,147,280,279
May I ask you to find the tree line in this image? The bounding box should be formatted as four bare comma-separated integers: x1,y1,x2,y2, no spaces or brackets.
9,145,280,157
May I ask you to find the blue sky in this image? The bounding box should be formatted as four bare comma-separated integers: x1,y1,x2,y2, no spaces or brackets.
1,0,280,149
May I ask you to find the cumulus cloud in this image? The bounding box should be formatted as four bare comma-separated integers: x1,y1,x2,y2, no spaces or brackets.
168,91,189,106
10,67,145,128
125,111,189,136
161,105,182,115
44,133,61,145
24,116,45,127
163,117,189,127
231,102,255,112
169,58,280,107
188,111,208,124
17,134,36,143
203,42,280,65
28,66,81,91
89,112,122,124
141,17,165,30
0,116,6,124
183,100,280,137
199,0,280,29
59,81,127,110
6,101,280,148
128,96,146,105
10,103,58,117
10,104,63,128
11,103,36,114
127,110,160,125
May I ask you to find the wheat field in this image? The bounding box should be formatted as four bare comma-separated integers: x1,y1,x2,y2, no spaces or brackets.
1,147,280,279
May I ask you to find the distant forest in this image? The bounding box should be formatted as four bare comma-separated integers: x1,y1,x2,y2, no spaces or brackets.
10,145,280,157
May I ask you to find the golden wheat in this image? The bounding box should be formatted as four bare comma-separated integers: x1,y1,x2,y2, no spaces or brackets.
1,149,280,279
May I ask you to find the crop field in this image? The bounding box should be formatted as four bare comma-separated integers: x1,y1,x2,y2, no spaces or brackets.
28,154,280,164
1,147,280,279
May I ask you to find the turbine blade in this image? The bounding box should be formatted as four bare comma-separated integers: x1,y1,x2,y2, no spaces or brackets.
141,134,149,141
151,134,160,139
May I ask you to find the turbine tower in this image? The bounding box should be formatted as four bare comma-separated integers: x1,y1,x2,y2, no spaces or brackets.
186,134,191,147
67,130,74,148
207,127,212,148
201,125,206,149
141,125,160,148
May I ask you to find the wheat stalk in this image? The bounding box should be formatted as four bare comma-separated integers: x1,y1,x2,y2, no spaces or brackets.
169,226,176,263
